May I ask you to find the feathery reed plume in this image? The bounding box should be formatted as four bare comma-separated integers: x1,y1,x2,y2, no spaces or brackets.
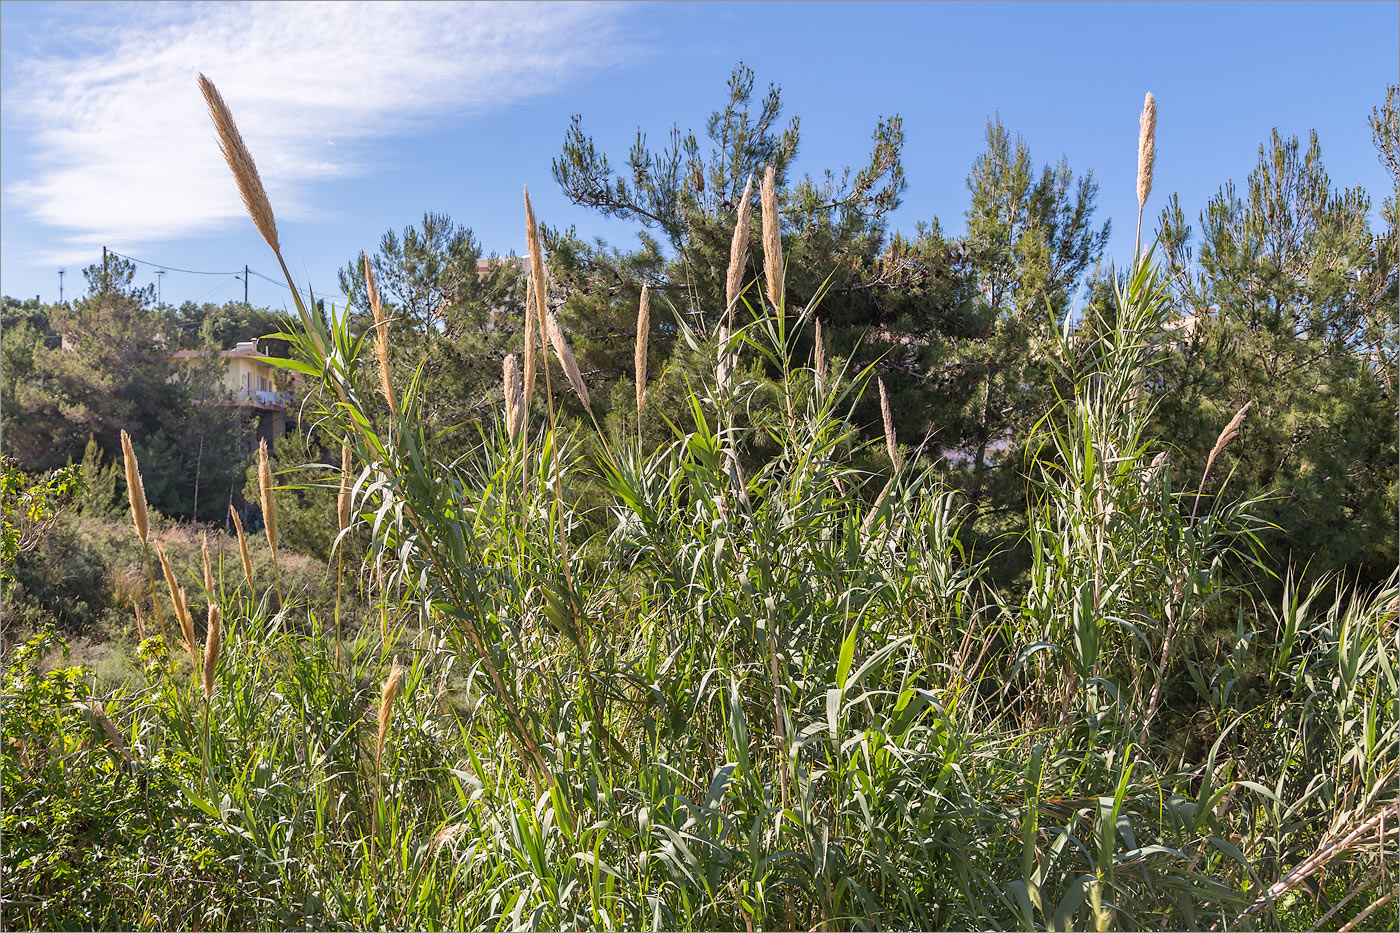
203,604,222,701
364,254,396,418
761,165,783,308
523,186,553,361
522,275,538,414
814,317,827,392
725,173,755,319
197,74,279,254
229,505,254,589
503,353,524,440
1193,400,1252,519
1135,91,1157,260
77,700,132,762
258,439,278,559
120,430,149,545
431,822,467,855
545,310,591,412
158,544,198,667
133,601,146,642
635,284,650,417
376,663,404,762
337,444,353,531
201,535,215,595
878,377,899,469
861,476,897,540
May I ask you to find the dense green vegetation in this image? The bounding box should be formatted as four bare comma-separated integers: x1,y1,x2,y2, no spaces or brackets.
1,71,1396,931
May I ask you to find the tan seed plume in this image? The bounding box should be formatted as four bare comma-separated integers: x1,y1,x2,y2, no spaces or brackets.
523,188,552,391
861,476,898,540
258,439,278,558
133,601,146,642
337,444,353,531
201,535,215,595
198,74,279,254
878,377,899,469
376,663,405,762
545,311,591,412
158,545,197,667
503,353,524,440
431,822,467,855
365,254,396,418
814,317,827,392
78,700,132,762
635,284,651,416
120,430,149,545
522,274,538,413
725,174,755,319
203,604,222,702
1193,400,1252,518
229,505,254,588
1135,91,1157,259
761,165,783,308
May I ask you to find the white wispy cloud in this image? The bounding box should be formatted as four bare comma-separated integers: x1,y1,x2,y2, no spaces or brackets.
4,1,631,264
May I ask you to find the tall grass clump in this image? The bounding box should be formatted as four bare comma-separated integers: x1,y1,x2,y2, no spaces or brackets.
3,78,1392,933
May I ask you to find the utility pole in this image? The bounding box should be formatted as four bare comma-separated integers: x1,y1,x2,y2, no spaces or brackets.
156,270,165,307
244,264,249,304
58,269,65,303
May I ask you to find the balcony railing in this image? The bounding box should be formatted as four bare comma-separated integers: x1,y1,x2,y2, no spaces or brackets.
235,388,292,407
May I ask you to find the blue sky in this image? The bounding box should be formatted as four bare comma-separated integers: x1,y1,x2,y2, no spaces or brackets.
2,1,1396,310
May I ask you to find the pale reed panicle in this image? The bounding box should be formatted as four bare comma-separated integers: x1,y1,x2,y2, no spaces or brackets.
635,284,651,416
377,663,405,762
1135,91,1157,259
761,165,783,308
337,444,353,532
201,535,215,595
120,430,149,545
1192,400,1252,519
878,377,899,469
364,254,396,418
725,174,755,320
503,353,525,440
229,505,255,589
545,311,591,412
133,602,146,642
76,700,132,762
203,605,222,702
814,317,827,392
258,439,279,559
523,187,552,363
198,75,280,255
523,275,538,413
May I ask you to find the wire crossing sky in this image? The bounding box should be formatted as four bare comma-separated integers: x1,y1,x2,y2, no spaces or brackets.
2,1,1395,310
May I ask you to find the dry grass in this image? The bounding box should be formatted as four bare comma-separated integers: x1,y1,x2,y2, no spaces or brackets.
725,173,755,319
635,284,650,416
761,165,783,308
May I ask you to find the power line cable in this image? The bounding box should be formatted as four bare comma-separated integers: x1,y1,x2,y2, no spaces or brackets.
107,250,242,276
